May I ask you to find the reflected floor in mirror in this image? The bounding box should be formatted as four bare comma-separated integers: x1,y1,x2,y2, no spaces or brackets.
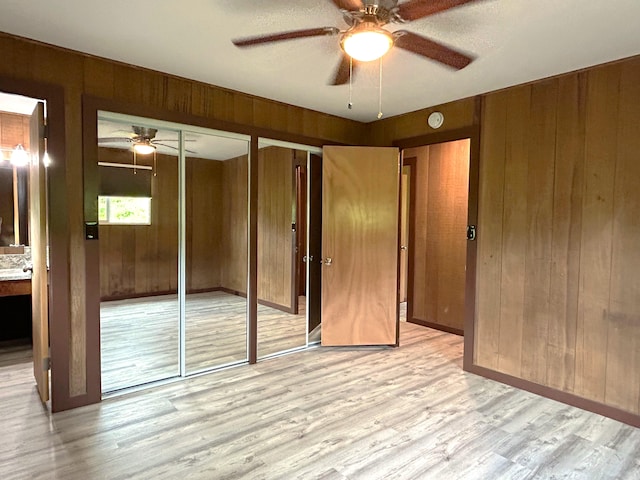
2,322,639,479
101,291,308,392
257,295,307,358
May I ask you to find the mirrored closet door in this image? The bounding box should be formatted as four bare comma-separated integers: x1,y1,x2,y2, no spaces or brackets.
256,139,320,359
98,116,181,392
98,112,249,393
184,132,249,374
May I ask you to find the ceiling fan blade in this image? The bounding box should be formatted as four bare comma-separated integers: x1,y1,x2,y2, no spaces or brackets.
330,53,358,85
394,31,474,70
98,137,133,143
396,0,476,21
152,139,196,143
233,27,340,47
153,142,197,154
329,0,362,10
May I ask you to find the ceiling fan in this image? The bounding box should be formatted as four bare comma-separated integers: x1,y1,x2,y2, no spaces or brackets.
232,0,477,85
98,126,196,155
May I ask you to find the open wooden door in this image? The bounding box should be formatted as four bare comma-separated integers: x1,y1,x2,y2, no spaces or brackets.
321,146,400,346
29,102,49,403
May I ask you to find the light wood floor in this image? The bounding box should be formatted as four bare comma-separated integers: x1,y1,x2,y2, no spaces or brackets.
1,323,639,479
101,291,307,392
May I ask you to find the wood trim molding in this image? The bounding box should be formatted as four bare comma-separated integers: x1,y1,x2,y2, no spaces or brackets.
248,135,259,364
290,153,299,315
100,287,238,302
467,364,640,428
463,124,481,371
394,152,402,348
402,156,417,341
258,298,297,315
408,318,463,336
393,126,480,151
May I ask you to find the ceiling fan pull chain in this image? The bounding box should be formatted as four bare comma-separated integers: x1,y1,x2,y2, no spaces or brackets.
348,56,353,109
378,57,383,119
133,150,138,175
153,149,157,177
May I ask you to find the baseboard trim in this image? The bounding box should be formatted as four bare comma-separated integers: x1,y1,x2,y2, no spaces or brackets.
466,363,640,429
258,298,295,314
218,287,247,298
100,288,295,317
101,287,230,302
408,317,464,336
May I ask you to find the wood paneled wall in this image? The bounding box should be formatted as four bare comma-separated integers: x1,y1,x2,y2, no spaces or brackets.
475,57,640,416
366,97,477,146
4,29,639,419
257,147,295,312
404,140,469,333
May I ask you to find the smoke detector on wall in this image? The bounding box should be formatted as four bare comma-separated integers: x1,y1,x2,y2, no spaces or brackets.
428,111,444,129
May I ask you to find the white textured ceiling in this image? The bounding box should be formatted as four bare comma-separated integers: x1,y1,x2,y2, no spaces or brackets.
1,0,639,122
97,114,250,160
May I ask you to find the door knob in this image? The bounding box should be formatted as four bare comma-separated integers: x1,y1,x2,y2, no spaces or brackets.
323,257,332,266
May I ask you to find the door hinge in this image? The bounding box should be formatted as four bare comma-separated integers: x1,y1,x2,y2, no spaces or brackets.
42,357,51,371
43,123,49,140
467,225,477,241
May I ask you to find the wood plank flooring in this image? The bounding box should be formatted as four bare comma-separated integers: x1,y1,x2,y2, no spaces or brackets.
101,291,307,392
1,323,639,479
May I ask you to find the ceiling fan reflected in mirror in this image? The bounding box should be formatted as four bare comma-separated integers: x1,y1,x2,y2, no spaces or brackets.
232,0,478,85
98,126,197,155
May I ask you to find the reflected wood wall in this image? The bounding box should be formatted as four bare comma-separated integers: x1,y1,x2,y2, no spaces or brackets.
99,148,250,300
221,154,248,295
186,157,223,291
475,57,640,416
98,149,179,299
0,112,30,246
404,140,469,333
258,147,295,312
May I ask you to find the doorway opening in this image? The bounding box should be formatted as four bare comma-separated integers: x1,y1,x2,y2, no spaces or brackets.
402,139,471,336
0,90,50,403
399,162,411,323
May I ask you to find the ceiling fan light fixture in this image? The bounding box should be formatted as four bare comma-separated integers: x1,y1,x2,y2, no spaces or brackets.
133,141,156,155
341,24,393,62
